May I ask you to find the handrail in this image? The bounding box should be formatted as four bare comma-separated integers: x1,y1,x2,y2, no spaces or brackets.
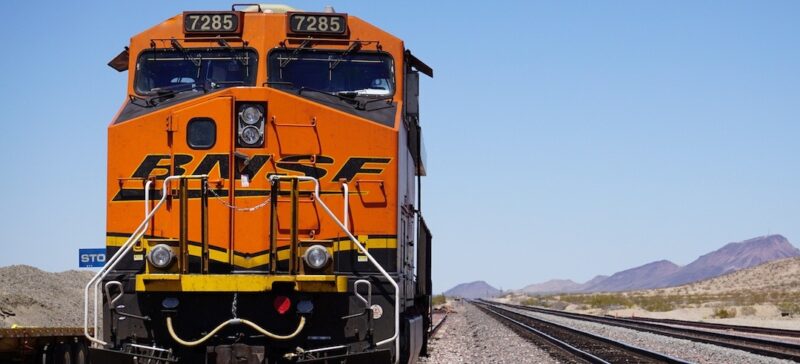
84,175,207,347
342,182,349,229
144,180,153,232
269,175,399,364
86,175,397,362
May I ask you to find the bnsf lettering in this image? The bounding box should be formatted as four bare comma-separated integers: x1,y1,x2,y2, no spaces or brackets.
193,154,229,177
129,154,390,182
276,155,333,179
236,155,270,179
132,155,194,179
332,157,392,181
132,154,272,180
131,155,172,179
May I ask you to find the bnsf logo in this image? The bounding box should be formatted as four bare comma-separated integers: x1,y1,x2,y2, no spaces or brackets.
130,154,390,182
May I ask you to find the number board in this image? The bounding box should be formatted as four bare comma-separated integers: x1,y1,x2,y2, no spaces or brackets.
184,11,242,34
288,12,347,36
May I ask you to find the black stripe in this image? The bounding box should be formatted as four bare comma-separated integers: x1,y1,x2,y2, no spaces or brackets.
113,188,350,201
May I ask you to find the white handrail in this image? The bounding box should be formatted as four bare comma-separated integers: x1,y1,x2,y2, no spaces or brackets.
342,182,349,229
144,180,152,230
86,175,399,363
271,175,400,363
84,175,206,346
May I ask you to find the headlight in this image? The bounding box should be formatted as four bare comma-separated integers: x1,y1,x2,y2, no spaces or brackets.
148,244,175,269
239,105,263,125
240,126,261,146
237,103,265,147
303,245,330,269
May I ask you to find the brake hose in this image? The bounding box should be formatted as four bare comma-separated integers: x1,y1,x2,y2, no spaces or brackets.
166,316,306,347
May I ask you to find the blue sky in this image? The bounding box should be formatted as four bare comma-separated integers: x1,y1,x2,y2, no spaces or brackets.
0,1,798,293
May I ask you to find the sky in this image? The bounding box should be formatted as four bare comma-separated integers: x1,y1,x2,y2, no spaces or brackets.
0,1,799,293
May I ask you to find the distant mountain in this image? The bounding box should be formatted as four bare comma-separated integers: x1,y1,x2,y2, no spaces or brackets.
520,279,582,294
582,260,680,292
582,275,609,288
660,234,800,287
518,234,800,294
644,257,800,295
444,281,501,298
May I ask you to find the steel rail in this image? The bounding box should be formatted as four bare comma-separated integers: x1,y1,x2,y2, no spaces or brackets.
474,301,690,364
499,302,800,362
620,316,800,338
429,312,448,338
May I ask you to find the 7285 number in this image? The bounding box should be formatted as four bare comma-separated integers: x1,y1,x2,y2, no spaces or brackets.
185,13,238,33
290,14,345,34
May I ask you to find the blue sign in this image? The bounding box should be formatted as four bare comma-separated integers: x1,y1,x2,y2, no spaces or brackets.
79,248,107,268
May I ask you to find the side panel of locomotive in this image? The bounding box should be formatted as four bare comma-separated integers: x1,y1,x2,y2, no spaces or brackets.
89,7,432,364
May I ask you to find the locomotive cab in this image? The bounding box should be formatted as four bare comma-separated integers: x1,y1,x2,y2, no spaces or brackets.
86,4,432,364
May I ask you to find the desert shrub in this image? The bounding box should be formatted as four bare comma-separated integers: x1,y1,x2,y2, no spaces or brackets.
587,294,634,309
740,306,757,316
637,296,675,312
777,302,800,316
431,294,446,306
712,307,737,318
520,297,540,306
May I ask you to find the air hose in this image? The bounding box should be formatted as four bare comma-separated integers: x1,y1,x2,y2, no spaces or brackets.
166,316,306,347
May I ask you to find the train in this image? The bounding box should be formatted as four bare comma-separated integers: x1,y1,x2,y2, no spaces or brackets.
83,4,433,364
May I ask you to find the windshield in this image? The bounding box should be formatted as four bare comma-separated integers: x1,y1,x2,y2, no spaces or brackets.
135,49,257,95
268,50,394,96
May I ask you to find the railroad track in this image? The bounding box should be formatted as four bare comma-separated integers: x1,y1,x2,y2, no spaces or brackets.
429,310,448,337
620,315,800,338
473,300,690,364
494,301,800,362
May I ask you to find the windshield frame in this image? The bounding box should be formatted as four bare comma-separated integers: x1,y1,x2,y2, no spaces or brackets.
266,47,397,99
133,47,259,96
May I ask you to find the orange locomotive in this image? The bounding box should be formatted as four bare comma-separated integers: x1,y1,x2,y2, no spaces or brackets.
84,4,432,364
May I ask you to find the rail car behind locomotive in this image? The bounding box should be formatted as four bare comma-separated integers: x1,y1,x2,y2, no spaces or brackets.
84,4,433,363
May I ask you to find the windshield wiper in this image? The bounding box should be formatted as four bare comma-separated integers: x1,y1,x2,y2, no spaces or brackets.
268,81,356,102
171,39,201,68
356,96,394,111
217,39,251,68
330,42,362,71
142,83,205,106
266,81,388,111
279,39,313,68
303,87,393,111
207,79,245,90
335,89,394,110
264,81,294,87
299,86,359,103
129,94,154,107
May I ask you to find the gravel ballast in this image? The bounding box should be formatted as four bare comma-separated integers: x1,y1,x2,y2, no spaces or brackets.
505,306,796,364
420,301,558,363
0,265,94,327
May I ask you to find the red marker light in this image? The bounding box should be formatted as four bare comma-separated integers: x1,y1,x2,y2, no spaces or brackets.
274,296,291,315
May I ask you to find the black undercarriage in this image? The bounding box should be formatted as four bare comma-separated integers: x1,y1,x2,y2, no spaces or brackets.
95,275,426,364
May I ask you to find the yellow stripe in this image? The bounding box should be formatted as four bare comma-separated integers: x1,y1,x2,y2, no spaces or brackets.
106,236,129,247
135,274,349,292
336,237,397,251
232,253,270,269
107,235,396,269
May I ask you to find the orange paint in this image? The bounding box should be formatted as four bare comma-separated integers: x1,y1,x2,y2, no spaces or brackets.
107,11,406,267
